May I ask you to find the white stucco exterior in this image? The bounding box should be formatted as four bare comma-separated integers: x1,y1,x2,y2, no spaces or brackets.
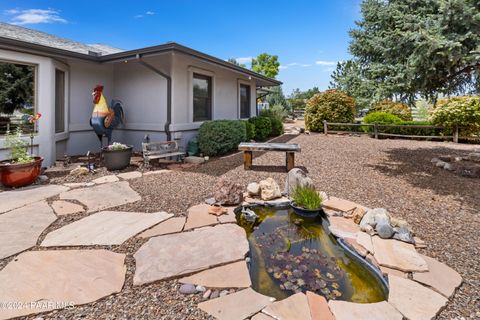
0,49,264,166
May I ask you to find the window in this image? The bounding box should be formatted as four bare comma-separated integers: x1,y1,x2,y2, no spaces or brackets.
0,61,36,134
240,84,251,118
55,69,65,133
193,73,212,122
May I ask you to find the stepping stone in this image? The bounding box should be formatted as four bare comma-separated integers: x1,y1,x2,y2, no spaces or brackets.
388,275,448,320
184,203,219,230
179,261,251,288
345,238,368,257
328,216,359,239
42,211,172,246
117,171,142,180
50,200,85,216
143,169,169,176
356,231,374,254
92,174,119,184
412,254,462,298
0,201,56,259
133,224,248,285
322,197,365,212
198,288,274,320
0,250,126,319
372,236,428,272
328,301,403,320
380,266,408,278
306,291,334,320
64,182,95,188
60,181,141,213
138,217,186,238
251,313,275,320
0,184,69,213
218,207,237,224
263,292,312,320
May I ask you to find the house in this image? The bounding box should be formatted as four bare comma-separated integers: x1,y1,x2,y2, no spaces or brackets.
0,22,281,166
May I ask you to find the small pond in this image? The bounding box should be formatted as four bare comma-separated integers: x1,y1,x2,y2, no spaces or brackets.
236,205,388,303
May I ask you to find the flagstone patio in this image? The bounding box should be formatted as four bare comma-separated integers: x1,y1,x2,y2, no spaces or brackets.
0,177,464,320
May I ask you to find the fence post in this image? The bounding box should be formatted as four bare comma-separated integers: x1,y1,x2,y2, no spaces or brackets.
374,123,378,139
323,120,328,136
453,126,459,143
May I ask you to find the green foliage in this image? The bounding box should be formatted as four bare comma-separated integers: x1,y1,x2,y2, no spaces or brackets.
198,120,247,156
248,117,272,141
245,120,256,140
287,87,321,110
305,90,356,132
227,58,246,68
260,105,286,136
291,186,323,210
347,0,480,102
251,53,280,79
430,96,480,135
363,112,403,124
265,86,288,109
0,62,34,114
4,128,33,164
369,100,413,121
379,121,440,136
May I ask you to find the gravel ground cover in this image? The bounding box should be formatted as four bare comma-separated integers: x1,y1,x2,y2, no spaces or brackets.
6,133,479,319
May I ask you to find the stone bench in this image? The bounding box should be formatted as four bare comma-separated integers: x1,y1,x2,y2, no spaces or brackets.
238,142,301,171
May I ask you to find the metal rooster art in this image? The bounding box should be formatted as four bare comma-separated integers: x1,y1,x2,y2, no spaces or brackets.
90,85,125,147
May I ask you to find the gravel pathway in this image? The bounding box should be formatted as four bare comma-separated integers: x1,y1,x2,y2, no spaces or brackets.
13,134,480,319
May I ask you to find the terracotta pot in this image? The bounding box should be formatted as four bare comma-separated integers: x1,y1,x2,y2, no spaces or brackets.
0,156,43,188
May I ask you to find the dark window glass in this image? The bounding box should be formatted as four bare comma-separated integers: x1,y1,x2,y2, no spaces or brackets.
240,84,251,118
193,73,212,122
55,69,65,133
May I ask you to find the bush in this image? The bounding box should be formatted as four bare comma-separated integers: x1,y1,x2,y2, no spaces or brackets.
269,117,284,136
369,100,412,121
198,120,246,156
248,117,272,141
260,104,288,122
430,96,480,136
244,121,256,141
305,90,356,132
291,186,323,210
363,112,402,124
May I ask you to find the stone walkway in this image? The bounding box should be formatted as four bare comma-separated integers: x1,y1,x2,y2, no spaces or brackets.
0,177,463,319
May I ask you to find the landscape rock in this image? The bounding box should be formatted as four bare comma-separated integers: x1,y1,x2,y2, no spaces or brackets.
284,168,314,195
92,175,120,184
210,290,220,299
356,232,374,254
376,222,394,239
138,217,185,238
263,292,312,320
352,207,366,224
219,290,229,297
328,300,403,320
203,289,212,299
50,200,85,216
467,152,480,162
179,261,251,288
179,284,197,294
117,171,142,180
36,175,49,183
392,226,414,243
322,196,362,212
133,224,249,285
184,203,219,230
435,160,446,167
185,156,206,164
214,177,244,205
0,184,69,213
372,237,428,272
306,291,334,320
196,285,206,292
208,205,227,216
259,177,282,200
388,275,448,320
70,166,89,176
247,182,260,196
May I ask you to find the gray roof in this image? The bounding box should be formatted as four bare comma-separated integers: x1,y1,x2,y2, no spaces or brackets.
0,22,123,55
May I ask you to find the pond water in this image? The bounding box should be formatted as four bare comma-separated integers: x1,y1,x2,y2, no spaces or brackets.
236,206,388,302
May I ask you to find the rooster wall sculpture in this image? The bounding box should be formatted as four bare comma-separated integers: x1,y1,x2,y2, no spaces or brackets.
90,85,125,147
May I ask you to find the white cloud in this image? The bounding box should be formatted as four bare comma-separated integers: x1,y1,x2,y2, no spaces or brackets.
5,8,67,25
146,11,155,15
315,60,337,66
279,65,288,70
135,11,155,18
235,57,253,64
279,62,312,70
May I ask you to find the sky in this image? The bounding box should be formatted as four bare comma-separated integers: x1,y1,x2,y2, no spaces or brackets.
0,0,361,95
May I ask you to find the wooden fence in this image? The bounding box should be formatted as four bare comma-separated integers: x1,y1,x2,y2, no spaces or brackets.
322,120,460,143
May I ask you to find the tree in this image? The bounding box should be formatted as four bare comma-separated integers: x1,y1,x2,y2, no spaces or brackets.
344,0,480,103
287,87,320,110
265,86,288,109
0,62,34,114
251,53,280,79
227,58,246,68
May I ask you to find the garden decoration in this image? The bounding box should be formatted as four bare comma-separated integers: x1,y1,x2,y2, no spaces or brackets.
90,85,125,147
28,112,41,155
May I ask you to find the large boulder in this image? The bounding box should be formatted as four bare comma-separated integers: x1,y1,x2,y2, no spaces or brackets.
259,178,282,201
284,168,314,195
247,183,260,196
214,178,244,205
360,208,395,239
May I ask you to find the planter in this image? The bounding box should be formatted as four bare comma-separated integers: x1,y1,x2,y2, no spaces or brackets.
0,156,43,188
290,201,324,218
102,146,133,171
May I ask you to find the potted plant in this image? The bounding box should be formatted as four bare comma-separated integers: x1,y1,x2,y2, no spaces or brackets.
102,142,133,170
0,127,43,188
290,185,324,217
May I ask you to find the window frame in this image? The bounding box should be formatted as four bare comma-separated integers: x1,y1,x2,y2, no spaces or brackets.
192,72,213,122
239,83,251,119
53,61,69,140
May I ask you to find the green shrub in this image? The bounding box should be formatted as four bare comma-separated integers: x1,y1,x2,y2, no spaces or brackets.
244,121,256,141
4,128,33,164
369,100,412,121
248,117,272,141
291,186,323,210
430,96,480,136
363,112,402,124
305,90,356,132
260,104,288,122
198,120,246,156
269,117,284,136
